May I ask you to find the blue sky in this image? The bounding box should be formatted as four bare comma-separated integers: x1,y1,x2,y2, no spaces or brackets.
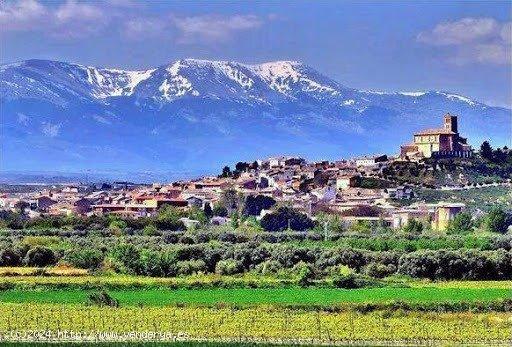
1,0,511,107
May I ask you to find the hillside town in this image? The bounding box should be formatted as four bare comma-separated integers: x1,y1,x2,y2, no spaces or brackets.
0,114,508,232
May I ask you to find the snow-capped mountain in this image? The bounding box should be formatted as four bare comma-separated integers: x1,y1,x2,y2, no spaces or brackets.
1,59,510,178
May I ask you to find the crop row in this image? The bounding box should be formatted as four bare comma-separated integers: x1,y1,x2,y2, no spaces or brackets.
0,303,510,344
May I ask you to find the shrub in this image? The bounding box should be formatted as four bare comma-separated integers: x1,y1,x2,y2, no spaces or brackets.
447,212,474,234
243,195,276,216
254,260,282,275
176,260,207,276
108,219,127,232
260,207,316,232
109,244,141,274
64,248,104,269
87,291,119,307
364,262,397,278
139,249,165,277
0,249,21,266
212,204,228,217
486,207,511,234
142,224,160,236
292,261,315,287
24,246,56,267
215,259,244,275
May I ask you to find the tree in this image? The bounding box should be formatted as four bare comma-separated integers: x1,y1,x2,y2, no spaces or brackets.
486,207,511,234
110,243,141,274
220,166,232,178
185,206,207,226
14,201,30,215
447,212,473,234
249,161,259,171
154,205,186,231
24,246,56,267
403,219,423,234
242,195,276,216
64,248,104,269
235,161,250,172
260,207,316,232
220,189,243,214
212,203,228,217
204,202,213,219
480,141,493,160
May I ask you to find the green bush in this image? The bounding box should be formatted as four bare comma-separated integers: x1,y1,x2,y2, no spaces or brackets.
260,207,316,232
176,260,207,276
0,249,21,266
24,246,56,267
364,262,396,278
254,260,283,275
486,207,511,234
215,259,244,275
64,248,104,269
142,224,160,236
87,290,119,307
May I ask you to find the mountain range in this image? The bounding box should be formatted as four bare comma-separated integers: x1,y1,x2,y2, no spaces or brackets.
1,58,510,180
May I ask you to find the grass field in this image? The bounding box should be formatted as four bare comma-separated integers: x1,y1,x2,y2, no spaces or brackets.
0,287,510,307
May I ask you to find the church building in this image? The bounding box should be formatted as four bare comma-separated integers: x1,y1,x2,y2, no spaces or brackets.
400,114,472,159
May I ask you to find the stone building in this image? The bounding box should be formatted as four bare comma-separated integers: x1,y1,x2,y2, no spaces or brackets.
400,114,472,159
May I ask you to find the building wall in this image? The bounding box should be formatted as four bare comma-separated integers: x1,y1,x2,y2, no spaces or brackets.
433,206,463,231
413,135,441,158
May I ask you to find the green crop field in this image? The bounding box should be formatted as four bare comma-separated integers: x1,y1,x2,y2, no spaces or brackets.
0,303,510,345
0,287,510,307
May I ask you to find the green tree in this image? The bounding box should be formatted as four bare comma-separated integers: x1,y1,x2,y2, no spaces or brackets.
24,246,56,267
212,203,228,217
154,205,185,230
242,195,276,216
480,141,493,160
403,219,423,234
64,248,104,269
220,189,243,214
260,207,316,232
220,166,232,178
142,224,160,236
14,201,30,215
187,206,208,225
204,202,213,219
447,212,474,234
230,211,240,229
486,207,511,234
110,243,141,274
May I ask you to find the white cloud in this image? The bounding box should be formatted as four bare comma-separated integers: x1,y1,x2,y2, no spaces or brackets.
0,0,107,39
173,14,263,43
122,17,168,40
417,17,511,65
53,1,107,38
17,112,29,125
0,0,47,31
417,18,500,46
41,122,61,137
1,1,266,43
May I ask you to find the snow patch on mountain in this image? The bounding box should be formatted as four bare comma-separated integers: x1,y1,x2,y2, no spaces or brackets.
399,91,426,97
437,92,476,106
249,61,338,96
